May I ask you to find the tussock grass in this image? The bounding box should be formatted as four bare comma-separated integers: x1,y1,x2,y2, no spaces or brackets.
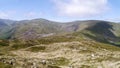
47,57,69,66
0,40,9,46
27,46,46,52
0,62,12,68
47,65,61,68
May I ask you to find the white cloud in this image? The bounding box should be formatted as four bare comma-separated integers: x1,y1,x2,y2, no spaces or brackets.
25,12,37,17
0,12,9,18
24,11,43,19
106,18,120,22
0,11,16,19
53,0,109,17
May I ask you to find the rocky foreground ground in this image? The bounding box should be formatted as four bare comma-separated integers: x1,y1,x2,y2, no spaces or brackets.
0,41,120,68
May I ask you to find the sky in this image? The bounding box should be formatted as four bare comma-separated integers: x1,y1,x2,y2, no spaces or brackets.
0,0,120,22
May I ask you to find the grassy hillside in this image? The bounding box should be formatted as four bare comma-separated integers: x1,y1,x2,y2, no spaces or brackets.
0,32,120,68
12,19,62,40
0,19,120,68
112,23,120,37
0,19,120,41
0,19,16,39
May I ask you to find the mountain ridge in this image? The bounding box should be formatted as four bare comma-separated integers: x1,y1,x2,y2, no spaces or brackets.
0,18,120,46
